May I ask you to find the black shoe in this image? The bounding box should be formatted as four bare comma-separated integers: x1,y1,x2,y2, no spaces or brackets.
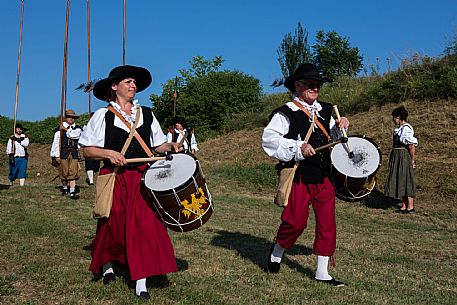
102,273,116,285
267,243,281,274
62,189,69,196
406,209,415,214
315,278,345,287
69,192,79,200
137,291,151,300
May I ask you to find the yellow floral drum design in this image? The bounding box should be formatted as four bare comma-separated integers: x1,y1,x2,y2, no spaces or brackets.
143,153,213,232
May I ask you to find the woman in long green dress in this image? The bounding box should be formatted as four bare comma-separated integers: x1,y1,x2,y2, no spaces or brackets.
384,106,418,213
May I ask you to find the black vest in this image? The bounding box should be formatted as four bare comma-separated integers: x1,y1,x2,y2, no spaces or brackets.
104,106,154,160
55,125,81,159
270,101,333,184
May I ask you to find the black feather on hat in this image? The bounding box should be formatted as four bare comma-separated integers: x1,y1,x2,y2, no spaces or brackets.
92,65,152,101
283,63,332,91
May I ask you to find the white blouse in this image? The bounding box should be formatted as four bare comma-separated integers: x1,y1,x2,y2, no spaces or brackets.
78,100,167,149
262,99,343,162
394,123,418,146
6,135,29,157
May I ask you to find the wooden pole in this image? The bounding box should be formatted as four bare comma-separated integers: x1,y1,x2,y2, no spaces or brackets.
123,0,126,65
13,0,25,134
87,0,92,116
59,0,71,146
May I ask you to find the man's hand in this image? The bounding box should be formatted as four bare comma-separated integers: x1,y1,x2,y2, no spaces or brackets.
301,143,316,158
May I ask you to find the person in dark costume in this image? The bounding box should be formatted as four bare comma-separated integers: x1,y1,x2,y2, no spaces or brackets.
262,63,349,286
384,105,418,213
79,65,181,300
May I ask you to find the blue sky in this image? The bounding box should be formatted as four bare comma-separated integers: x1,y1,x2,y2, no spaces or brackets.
1,0,456,121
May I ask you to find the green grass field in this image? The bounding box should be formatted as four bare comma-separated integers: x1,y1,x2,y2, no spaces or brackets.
1,100,457,304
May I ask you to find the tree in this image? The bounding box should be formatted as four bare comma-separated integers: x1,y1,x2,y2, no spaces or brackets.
312,30,363,80
150,56,262,137
277,22,312,79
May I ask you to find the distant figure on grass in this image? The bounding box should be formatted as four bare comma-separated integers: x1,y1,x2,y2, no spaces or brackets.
50,109,83,199
384,105,418,214
6,123,29,186
79,65,181,300
262,63,349,286
166,116,199,154
83,118,100,186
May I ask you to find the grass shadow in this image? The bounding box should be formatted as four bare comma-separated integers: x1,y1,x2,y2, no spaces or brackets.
361,188,398,210
210,230,314,277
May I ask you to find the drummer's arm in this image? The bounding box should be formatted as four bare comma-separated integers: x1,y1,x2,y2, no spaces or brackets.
330,116,349,140
81,146,127,167
154,142,181,154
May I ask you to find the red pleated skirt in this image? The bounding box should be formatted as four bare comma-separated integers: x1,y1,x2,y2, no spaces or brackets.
89,164,178,280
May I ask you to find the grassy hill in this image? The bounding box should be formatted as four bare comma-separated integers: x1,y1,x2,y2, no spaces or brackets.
0,98,456,304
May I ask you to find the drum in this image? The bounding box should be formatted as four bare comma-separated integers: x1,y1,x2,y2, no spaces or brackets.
330,135,381,201
142,153,213,232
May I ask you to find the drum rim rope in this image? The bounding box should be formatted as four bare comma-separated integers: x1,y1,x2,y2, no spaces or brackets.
331,135,382,201
143,154,214,232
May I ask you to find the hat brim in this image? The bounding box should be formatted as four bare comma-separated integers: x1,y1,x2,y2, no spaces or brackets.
65,115,80,119
93,66,152,101
284,73,332,91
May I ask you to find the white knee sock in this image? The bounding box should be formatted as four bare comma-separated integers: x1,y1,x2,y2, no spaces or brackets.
315,255,332,280
271,243,285,263
136,278,147,295
87,170,94,183
102,262,114,276
19,178,25,186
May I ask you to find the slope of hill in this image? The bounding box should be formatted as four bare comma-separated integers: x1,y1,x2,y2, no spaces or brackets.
196,99,457,213
1,99,456,213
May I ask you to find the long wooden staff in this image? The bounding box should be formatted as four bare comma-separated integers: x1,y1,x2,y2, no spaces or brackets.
86,0,92,116
13,0,25,135
123,0,126,65
59,0,71,148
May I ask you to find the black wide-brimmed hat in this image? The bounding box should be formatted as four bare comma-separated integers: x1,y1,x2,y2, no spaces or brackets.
172,116,187,128
15,123,28,132
284,63,332,91
93,65,152,101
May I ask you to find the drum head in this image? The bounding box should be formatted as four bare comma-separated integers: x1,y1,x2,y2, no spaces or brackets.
144,153,197,192
331,136,380,178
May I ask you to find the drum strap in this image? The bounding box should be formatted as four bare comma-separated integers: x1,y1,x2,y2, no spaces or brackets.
113,109,141,173
107,105,154,157
292,100,331,142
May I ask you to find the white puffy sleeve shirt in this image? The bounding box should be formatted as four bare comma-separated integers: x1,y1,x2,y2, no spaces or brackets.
6,135,29,157
262,101,343,162
79,101,167,149
395,123,418,146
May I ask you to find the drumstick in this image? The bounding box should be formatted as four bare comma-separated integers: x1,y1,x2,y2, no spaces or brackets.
314,141,340,152
333,105,354,158
125,156,166,164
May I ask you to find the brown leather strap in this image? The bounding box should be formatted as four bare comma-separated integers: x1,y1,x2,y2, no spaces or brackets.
292,100,331,141
107,105,154,157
